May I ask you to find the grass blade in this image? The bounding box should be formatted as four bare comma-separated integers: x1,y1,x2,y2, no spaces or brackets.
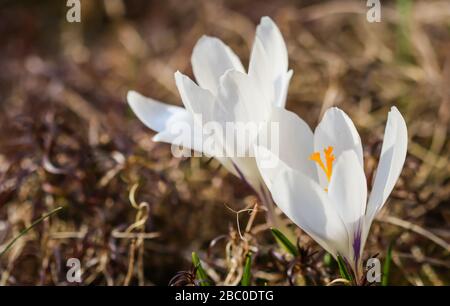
241,253,252,286
0,206,63,257
191,252,211,286
396,0,413,62
271,227,298,256
382,240,394,286
337,255,353,283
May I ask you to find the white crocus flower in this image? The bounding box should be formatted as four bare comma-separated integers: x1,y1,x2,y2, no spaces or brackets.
127,17,292,218
255,106,407,280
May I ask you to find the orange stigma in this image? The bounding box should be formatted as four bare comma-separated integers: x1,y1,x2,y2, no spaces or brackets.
310,146,335,182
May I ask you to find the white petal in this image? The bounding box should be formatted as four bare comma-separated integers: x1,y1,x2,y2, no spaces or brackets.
174,71,215,123
254,146,291,190
366,107,408,222
216,69,270,123
230,156,263,191
127,90,187,133
248,37,274,108
249,17,290,107
128,90,212,155
361,107,408,258
191,36,245,95
127,92,251,185
252,17,288,81
151,111,201,152
213,70,270,156
314,107,364,188
257,149,349,258
144,105,240,180
274,70,293,108
257,107,317,182
328,150,367,265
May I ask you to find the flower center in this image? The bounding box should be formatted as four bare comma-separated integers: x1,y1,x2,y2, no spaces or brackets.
309,146,335,182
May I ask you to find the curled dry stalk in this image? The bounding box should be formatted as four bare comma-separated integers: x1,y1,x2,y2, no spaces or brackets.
222,202,260,285
113,184,158,286
327,278,352,286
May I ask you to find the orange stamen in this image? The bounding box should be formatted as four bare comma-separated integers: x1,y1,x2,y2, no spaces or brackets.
309,146,335,182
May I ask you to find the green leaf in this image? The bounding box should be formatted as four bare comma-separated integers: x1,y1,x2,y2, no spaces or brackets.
337,255,353,282
382,240,394,286
191,252,211,286
0,206,63,257
241,253,252,286
271,228,298,256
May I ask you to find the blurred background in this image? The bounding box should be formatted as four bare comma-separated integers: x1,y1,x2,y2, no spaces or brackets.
0,0,449,285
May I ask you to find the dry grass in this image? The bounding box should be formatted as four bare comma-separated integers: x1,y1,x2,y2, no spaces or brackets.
0,0,448,285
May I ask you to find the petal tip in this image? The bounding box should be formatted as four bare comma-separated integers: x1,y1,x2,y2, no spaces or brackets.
127,90,138,103
194,35,221,50
127,90,145,109
388,106,407,130
259,16,277,29
152,134,161,142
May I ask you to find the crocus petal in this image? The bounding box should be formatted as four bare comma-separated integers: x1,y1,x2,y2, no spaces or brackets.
216,69,269,124
257,107,318,182
254,146,291,190
214,70,270,156
151,113,201,152
328,150,367,265
256,149,350,258
366,107,408,222
191,36,245,96
314,107,364,188
252,16,288,83
274,70,293,108
213,157,239,177
127,90,187,133
174,71,215,123
154,118,241,179
230,156,263,191
249,17,290,108
127,90,204,154
248,37,274,110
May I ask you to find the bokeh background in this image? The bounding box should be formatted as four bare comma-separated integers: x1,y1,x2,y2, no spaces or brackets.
0,0,449,285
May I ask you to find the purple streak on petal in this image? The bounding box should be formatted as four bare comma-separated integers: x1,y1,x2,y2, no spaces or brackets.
352,223,362,266
232,161,250,189
258,182,279,226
